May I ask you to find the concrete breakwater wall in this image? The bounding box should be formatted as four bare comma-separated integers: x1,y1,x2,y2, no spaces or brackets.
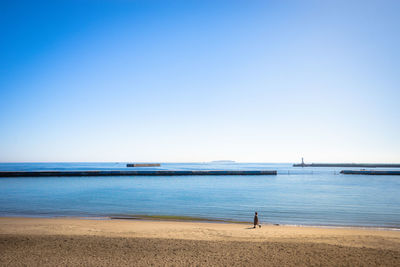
340,170,400,175
0,170,277,177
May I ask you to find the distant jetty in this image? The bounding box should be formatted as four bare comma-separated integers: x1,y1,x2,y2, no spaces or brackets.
340,170,400,175
294,163,400,168
0,170,277,177
293,158,400,168
127,163,161,167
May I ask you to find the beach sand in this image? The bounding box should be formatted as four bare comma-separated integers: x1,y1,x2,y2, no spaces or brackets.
0,217,399,266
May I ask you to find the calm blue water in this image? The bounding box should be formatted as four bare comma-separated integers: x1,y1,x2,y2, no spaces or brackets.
0,162,399,228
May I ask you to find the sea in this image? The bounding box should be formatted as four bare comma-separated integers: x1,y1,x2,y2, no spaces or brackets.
0,162,399,229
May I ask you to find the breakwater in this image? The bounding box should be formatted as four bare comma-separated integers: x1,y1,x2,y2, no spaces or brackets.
127,163,161,167
0,170,277,177
294,163,400,168
340,170,400,175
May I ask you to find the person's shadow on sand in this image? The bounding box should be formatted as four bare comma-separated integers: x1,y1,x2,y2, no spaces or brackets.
245,223,278,229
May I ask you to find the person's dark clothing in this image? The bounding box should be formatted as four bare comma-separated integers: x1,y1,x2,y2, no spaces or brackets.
254,214,259,226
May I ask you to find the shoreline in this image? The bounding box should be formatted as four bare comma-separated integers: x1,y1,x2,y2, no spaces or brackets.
2,214,400,231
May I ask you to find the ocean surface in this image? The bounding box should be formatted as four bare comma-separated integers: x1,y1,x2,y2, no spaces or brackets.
0,162,399,228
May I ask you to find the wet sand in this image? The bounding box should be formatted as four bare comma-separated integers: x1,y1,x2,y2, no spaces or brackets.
0,217,399,266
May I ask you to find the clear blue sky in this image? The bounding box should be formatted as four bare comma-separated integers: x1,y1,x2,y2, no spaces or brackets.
1,0,399,162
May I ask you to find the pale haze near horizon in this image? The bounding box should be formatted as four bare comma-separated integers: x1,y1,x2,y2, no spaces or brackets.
0,0,399,163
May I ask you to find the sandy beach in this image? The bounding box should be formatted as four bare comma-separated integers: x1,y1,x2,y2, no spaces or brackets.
0,217,399,266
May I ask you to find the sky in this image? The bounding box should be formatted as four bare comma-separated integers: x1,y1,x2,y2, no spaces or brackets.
0,0,399,163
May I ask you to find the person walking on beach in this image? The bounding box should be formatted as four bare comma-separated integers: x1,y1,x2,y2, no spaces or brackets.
254,212,261,228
